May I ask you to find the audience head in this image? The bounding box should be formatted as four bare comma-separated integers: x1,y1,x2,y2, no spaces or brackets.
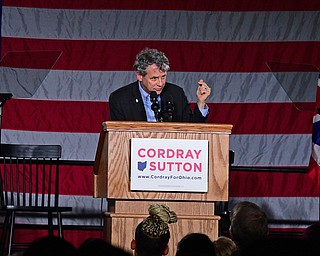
78,238,131,256
229,201,268,250
302,222,320,242
131,204,178,256
133,48,170,76
176,233,216,256
23,236,77,256
214,236,237,256
236,238,320,256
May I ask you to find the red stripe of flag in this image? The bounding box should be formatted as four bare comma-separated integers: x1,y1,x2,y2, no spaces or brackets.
3,99,313,134
59,165,93,196
2,38,320,72
230,171,319,197
57,165,320,197
3,0,320,11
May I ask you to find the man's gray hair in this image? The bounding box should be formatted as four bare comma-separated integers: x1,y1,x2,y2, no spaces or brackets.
134,48,170,76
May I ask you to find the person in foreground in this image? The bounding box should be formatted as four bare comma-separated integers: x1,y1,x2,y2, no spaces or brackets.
78,238,131,256
229,201,320,256
175,233,216,256
22,236,77,256
214,236,237,256
229,201,268,254
131,204,178,256
109,48,211,122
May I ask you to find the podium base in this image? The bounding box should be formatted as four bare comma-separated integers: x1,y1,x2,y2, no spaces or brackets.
103,200,220,255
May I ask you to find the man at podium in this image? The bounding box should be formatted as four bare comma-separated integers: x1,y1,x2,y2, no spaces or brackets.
109,48,211,122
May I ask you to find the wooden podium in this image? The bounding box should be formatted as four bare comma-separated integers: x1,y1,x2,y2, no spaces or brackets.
93,121,232,255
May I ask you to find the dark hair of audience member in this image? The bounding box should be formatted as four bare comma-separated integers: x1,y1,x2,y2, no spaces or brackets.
23,236,77,256
175,233,216,256
78,238,131,256
302,222,320,242
214,236,237,256
229,201,268,250
131,204,178,256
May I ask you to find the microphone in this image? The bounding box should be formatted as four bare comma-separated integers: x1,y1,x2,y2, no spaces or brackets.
150,91,161,121
165,97,174,121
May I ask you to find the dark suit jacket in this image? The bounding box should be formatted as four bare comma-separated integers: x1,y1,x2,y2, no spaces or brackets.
109,81,207,122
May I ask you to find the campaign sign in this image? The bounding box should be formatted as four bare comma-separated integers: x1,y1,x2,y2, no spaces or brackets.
130,138,209,192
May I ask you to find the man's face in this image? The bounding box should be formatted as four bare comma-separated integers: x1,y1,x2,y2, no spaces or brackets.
136,64,167,95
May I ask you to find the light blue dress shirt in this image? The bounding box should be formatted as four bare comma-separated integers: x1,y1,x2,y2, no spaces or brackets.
138,82,160,122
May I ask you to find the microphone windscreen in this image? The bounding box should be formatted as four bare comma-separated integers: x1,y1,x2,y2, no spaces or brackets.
150,91,158,100
165,95,174,104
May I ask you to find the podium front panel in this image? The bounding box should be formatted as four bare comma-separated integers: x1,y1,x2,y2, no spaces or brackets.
94,122,232,202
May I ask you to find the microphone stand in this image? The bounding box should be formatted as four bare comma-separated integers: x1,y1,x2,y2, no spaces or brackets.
150,92,161,122
151,101,161,121
165,100,174,122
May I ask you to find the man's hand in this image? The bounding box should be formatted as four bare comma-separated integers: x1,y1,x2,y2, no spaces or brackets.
196,79,211,109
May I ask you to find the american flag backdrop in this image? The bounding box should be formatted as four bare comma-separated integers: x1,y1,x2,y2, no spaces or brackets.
1,0,320,244
308,76,320,193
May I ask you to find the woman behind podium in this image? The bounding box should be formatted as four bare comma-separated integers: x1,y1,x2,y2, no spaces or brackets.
131,204,177,256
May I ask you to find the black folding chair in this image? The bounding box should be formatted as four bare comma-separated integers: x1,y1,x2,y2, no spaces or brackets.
0,144,72,255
